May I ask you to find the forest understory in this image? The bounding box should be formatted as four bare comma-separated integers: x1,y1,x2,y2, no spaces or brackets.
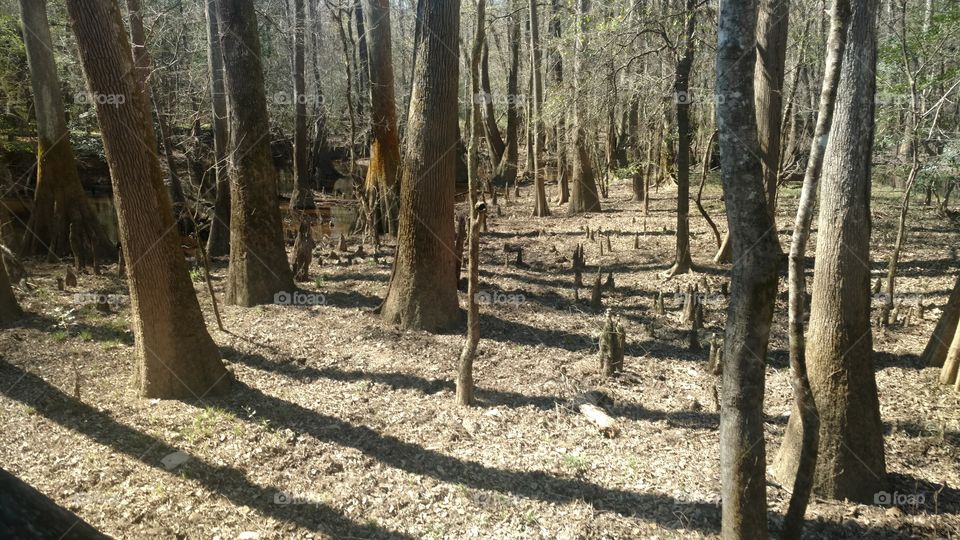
1,180,958,540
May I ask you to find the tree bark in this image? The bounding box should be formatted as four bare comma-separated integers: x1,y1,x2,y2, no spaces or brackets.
754,0,789,227
216,0,296,307
778,0,886,503
567,0,600,215
204,0,230,257
0,467,108,539
0,254,22,325
364,0,401,235
529,0,550,217
480,42,506,166
291,0,315,212
381,0,461,332
66,0,229,399
922,274,960,367
715,0,782,536
17,0,112,261
776,1,850,536
494,9,521,188
666,0,696,277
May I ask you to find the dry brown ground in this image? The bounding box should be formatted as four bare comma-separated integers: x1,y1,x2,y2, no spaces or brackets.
1,178,959,539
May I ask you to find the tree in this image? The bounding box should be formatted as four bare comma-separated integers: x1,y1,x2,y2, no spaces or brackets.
493,8,521,189
364,0,401,235
921,274,960,367
715,0,782,536
291,0,314,212
755,0,790,226
381,0,461,332
0,467,108,539
666,0,696,277
777,0,886,503
65,0,229,399
567,0,600,215
529,0,550,217
216,0,296,307
204,0,230,257
0,255,22,325
778,0,851,536
17,0,111,261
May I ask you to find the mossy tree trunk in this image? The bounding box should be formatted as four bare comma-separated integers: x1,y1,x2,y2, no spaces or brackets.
66,0,229,399
216,0,296,307
17,0,111,261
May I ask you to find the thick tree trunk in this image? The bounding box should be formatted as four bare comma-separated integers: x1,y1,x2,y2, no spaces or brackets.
17,0,111,261
66,0,229,399
776,1,850,536
381,0,461,332
778,0,886,503
666,0,696,277
922,274,960,367
480,43,506,166
0,467,108,539
715,0,782,536
567,0,600,215
204,0,230,257
494,10,521,188
364,0,401,235
216,0,296,307
529,0,550,217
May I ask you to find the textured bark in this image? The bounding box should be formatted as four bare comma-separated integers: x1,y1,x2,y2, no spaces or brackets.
204,0,230,257
922,274,960,367
776,1,850,536
18,0,111,260
0,467,108,539
381,0,461,332
754,0,789,221
66,0,229,399
480,43,506,165
778,0,886,503
364,0,400,235
216,0,295,307
0,255,22,325
666,0,696,277
354,0,370,118
529,0,550,217
715,0,782,536
567,0,600,215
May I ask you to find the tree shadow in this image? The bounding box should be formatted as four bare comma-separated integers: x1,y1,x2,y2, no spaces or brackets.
0,360,411,539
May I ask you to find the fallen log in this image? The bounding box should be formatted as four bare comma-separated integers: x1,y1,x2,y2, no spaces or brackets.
571,391,620,437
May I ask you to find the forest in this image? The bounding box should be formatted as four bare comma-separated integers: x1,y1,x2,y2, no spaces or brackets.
0,0,959,538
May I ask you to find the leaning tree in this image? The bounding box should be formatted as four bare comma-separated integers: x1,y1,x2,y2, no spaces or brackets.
380,0,462,332
65,0,229,399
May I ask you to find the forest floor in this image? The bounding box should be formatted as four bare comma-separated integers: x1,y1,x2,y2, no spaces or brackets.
1,177,960,539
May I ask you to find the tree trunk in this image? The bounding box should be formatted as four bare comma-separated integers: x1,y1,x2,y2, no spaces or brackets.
778,0,886,503
567,0,600,215
458,0,486,407
216,0,296,307
480,42,506,166
921,274,960,367
291,0,315,212
529,0,550,217
754,0,789,229
354,0,370,119
364,0,401,235
715,0,782,536
17,0,111,260
381,0,461,332
940,316,960,386
494,10,521,188
0,467,108,539
204,0,230,257
666,0,696,277
66,0,229,399
0,254,22,325
776,1,850,536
